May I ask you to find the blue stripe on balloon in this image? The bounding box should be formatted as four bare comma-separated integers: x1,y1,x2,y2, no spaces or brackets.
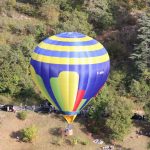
55,32,86,38
61,111,80,115
34,47,107,58
43,38,98,46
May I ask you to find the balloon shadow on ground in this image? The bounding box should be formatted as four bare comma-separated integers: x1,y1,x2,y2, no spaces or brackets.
49,127,63,137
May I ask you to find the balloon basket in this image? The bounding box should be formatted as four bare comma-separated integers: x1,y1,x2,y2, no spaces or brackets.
65,129,73,136
64,124,73,136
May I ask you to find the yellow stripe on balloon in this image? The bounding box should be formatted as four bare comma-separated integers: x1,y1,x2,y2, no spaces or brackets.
38,42,103,52
32,53,109,64
49,35,93,42
58,72,79,111
64,115,77,124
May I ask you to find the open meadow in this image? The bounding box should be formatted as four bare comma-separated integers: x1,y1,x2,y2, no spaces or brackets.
0,111,149,150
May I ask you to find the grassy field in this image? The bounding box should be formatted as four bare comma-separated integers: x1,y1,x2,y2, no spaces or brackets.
0,111,149,150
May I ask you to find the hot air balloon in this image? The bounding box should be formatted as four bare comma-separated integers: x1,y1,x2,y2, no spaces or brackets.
30,32,110,126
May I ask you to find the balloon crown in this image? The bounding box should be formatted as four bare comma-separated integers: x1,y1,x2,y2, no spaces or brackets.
55,32,85,38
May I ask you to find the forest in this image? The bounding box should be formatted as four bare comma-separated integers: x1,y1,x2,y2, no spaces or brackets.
0,0,150,144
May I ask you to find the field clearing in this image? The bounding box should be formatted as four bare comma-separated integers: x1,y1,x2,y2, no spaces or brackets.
0,111,149,150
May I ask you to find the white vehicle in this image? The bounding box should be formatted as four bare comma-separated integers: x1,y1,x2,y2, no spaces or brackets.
93,139,104,145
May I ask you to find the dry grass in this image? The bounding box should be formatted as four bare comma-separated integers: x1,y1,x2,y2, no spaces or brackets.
0,111,98,150
0,111,149,150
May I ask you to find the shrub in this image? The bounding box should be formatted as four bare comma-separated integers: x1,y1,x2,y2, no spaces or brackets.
147,142,150,149
109,70,126,87
6,0,16,7
24,24,36,34
17,0,48,6
0,34,37,96
128,0,147,10
34,24,49,42
56,10,95,37
71,137,78,145
9,24,24,35
130,79,150,101
106,41,127,61
106,97,133,140
15,3,37,16
39,4,59,25
144,100,150,122
17,111,27,120
21,125,38,142
86,0,115,31
80,140,88,145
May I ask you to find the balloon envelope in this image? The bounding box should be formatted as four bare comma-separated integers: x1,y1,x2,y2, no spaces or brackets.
30,32,110,123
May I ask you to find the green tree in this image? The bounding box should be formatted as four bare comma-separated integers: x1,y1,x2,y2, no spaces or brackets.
144,99,150,122
56,10,95,36
88,84,116,122
106,97,133,140
39,3,60,25
0,36,36,95
17,0,48,6
130,79,150,101
85,0,114,31
130,12,150,77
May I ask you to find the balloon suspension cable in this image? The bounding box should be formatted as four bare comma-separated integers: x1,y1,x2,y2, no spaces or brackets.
67,123,73,130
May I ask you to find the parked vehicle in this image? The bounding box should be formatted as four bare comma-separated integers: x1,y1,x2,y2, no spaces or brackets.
0,105,14,112
34,100,54,113
131,113,144,120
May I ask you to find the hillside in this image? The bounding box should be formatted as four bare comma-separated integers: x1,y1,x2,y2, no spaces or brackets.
0,0,150,147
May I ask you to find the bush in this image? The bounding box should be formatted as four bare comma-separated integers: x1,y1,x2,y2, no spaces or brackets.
88,84,116,121
6,0,16,7
17,111,27,120
56,10,95,37
86,0,115,31
106,97,133,140
15,3,37,16
106,41,127,61
109,70,126,87
147,142,150,149
21,125,38,142
39,3,59,25
144,100,150,122
70,137,78,145
9,23,24,35
24,24,36,34
80,140,88,145
35,24,49,43
109,70,127,95
128,0,147,10
17,0,48,6
0,35,36,95
130,79,150,101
